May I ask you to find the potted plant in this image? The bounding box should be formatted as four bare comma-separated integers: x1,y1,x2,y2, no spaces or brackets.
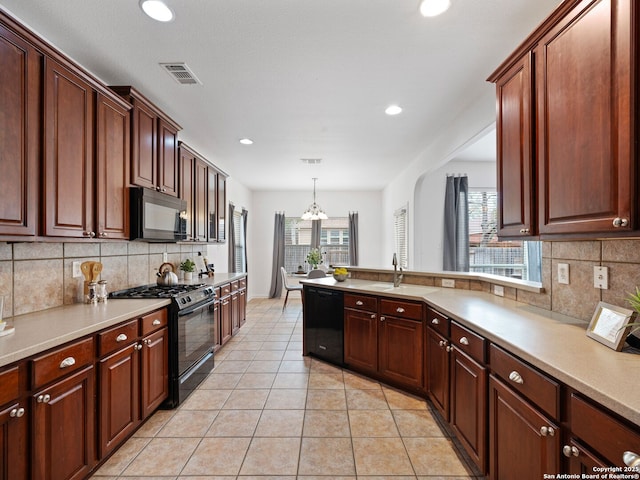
623,287,640,348
306,248,322,270
180,258,196,281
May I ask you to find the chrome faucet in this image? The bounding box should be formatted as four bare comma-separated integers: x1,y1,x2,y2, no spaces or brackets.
392,253,403,287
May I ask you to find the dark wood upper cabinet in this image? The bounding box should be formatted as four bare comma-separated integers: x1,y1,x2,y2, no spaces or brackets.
43,57,95,238
179,144,195,240
96,93,131,240
0,23,41,237
179,142,216,243
110,86,182,197
194,158,208,242
207,167,217,242
217,173,227,242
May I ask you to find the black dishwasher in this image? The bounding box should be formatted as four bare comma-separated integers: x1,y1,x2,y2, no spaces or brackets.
303,286,345,366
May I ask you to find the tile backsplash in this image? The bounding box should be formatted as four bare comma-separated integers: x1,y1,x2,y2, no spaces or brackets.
0,241,208,318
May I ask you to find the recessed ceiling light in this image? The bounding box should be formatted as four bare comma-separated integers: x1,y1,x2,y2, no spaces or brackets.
239,138,254,145
140,0,174,22
419,0,451,17
385,105,403,116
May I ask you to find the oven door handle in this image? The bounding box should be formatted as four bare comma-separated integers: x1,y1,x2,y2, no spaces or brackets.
178,299,217,316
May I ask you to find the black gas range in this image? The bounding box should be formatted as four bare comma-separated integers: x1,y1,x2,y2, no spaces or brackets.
110,283,218,407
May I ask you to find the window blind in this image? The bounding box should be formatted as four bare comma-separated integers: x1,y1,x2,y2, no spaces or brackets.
394,206,408,268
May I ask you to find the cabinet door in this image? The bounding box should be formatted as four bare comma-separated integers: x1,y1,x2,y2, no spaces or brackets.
425,328,450,420
0,402,28,480
231,292,240,334
565,439,608,474
32,365,95,480
239,288,246,327
536,0,634,234
131,100,157,190
194,158,208,241
179,147,194,240
141,327,169,419
96,93,130,240
344,309,378,374
43,57,95,238
99,343,140,458
0,24,41,236
489,375,560,480
495,53,534,237
220,296,232,345
207,167,217,241
451,348,487,474
217,174,226,241
378,316,423,390
157,118,178,197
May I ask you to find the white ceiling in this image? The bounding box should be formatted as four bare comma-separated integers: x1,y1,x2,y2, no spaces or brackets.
0,0,560,191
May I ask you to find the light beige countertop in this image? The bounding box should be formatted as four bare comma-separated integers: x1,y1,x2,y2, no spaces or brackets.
0,273,247,368
302,277,640,427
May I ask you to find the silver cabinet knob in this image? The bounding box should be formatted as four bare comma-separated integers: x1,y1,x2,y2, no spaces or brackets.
431,318,440,325
83,231,96,238
152,319,161,326
623,451,640,468
396,307,405,313
519,228,530,234
356,300,364,306
563,445,580,457
380,316,386,322
459,336,469,346
37,394,51,404
135,343,143,351
116,333,128,342
446,345,453,352
59,357,76,369
540,426,555,437
438,340,446,347
9,408,18,417
613,217,629,227
99,232,108,237
509,371,524,384
370,314,376,319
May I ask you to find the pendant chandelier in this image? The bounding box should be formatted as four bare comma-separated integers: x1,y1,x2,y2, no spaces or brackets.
301,178,328,220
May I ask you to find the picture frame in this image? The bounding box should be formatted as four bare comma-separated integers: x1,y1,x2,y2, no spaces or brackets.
586,301,635,351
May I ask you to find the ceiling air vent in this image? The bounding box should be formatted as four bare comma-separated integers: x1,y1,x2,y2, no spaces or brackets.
159,63,202,85
301,158,322,165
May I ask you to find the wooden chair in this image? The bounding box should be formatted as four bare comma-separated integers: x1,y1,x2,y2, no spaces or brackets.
280,267,303,310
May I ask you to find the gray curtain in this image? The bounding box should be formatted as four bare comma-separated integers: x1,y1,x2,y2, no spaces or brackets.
348,212,359,266
310,219,321,249
268,212,286,298
526,241,542,282
242,208,248,272
443,175,469,272
228,203,236,272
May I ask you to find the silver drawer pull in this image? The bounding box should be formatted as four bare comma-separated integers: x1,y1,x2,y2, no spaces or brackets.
152,319,161,326
318,345,327,350
509,370,524,384
116,333,128,342
396,307,405,313
624,451,640,468
563,445,579,458
540,426,555,437
459,336,469,346
59,357,76,369
356,300,364,306
438,340,447,348
37,394,51,404
431,318,440,325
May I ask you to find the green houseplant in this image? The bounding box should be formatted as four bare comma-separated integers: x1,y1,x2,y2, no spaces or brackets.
623,287,640,348
306,248,322,270
180,258,196,280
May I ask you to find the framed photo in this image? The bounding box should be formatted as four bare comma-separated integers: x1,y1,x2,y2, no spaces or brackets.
586,302,635,351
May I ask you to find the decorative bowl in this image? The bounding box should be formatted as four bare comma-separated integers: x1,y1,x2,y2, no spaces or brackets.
333,273,348,282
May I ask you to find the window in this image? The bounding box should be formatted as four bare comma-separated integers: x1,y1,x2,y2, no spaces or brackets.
394,206,408,269
284,217,350,272
232,209,246,273
468,190,541,282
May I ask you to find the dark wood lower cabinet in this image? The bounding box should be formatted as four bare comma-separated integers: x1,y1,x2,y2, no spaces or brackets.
231,291,240,334
565,438,607,474
239,288,247,327
450,347,487,473
344,309,378,374
141,327,169,419
378,316,423,390
425,327,450,420
220,295,232,346
32,366,95,480
489,375,559,480
0,401,28,480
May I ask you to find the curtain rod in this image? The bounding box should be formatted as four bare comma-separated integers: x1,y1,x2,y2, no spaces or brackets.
446,173,467,177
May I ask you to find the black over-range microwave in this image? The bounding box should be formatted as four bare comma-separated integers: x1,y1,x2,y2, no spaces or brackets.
130,187,187,242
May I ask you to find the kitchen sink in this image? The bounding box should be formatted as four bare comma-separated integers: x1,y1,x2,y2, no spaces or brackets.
368,283,437,295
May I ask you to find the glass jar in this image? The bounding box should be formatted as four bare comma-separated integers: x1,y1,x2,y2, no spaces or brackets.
97,280,108,303
86,282,98,304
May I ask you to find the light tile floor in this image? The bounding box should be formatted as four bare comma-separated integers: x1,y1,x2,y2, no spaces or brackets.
91,297,479,479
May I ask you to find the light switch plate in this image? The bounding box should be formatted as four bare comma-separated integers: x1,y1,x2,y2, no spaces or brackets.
163,252,168,263
442,279,455,288
494,285,504,297
558,263,569,284
72,261,82,278
594,266,608,289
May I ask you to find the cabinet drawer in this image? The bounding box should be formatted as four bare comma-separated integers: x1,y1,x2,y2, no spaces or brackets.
32,337,95,389
426,307,450,336
99,319,139,357
344,293,377,312
451,321,486,364
489,344,559,419
140,308,168,336
220,283,231,296
570,394,640,466
0,366,20,407
231,280,239,292
380,298,423,321
239,278,247,289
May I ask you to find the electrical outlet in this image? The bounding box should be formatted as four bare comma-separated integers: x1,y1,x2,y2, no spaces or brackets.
72,261,82,278
163,252,168,263
442,279,455,288
594,266,608,289
494,285,504,297
558,263,569,285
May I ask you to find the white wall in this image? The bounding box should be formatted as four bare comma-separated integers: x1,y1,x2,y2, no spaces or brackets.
249,189,383,298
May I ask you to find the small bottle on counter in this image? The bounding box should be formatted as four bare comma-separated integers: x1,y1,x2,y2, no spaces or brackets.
86,282,98,304
97,280,108,303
